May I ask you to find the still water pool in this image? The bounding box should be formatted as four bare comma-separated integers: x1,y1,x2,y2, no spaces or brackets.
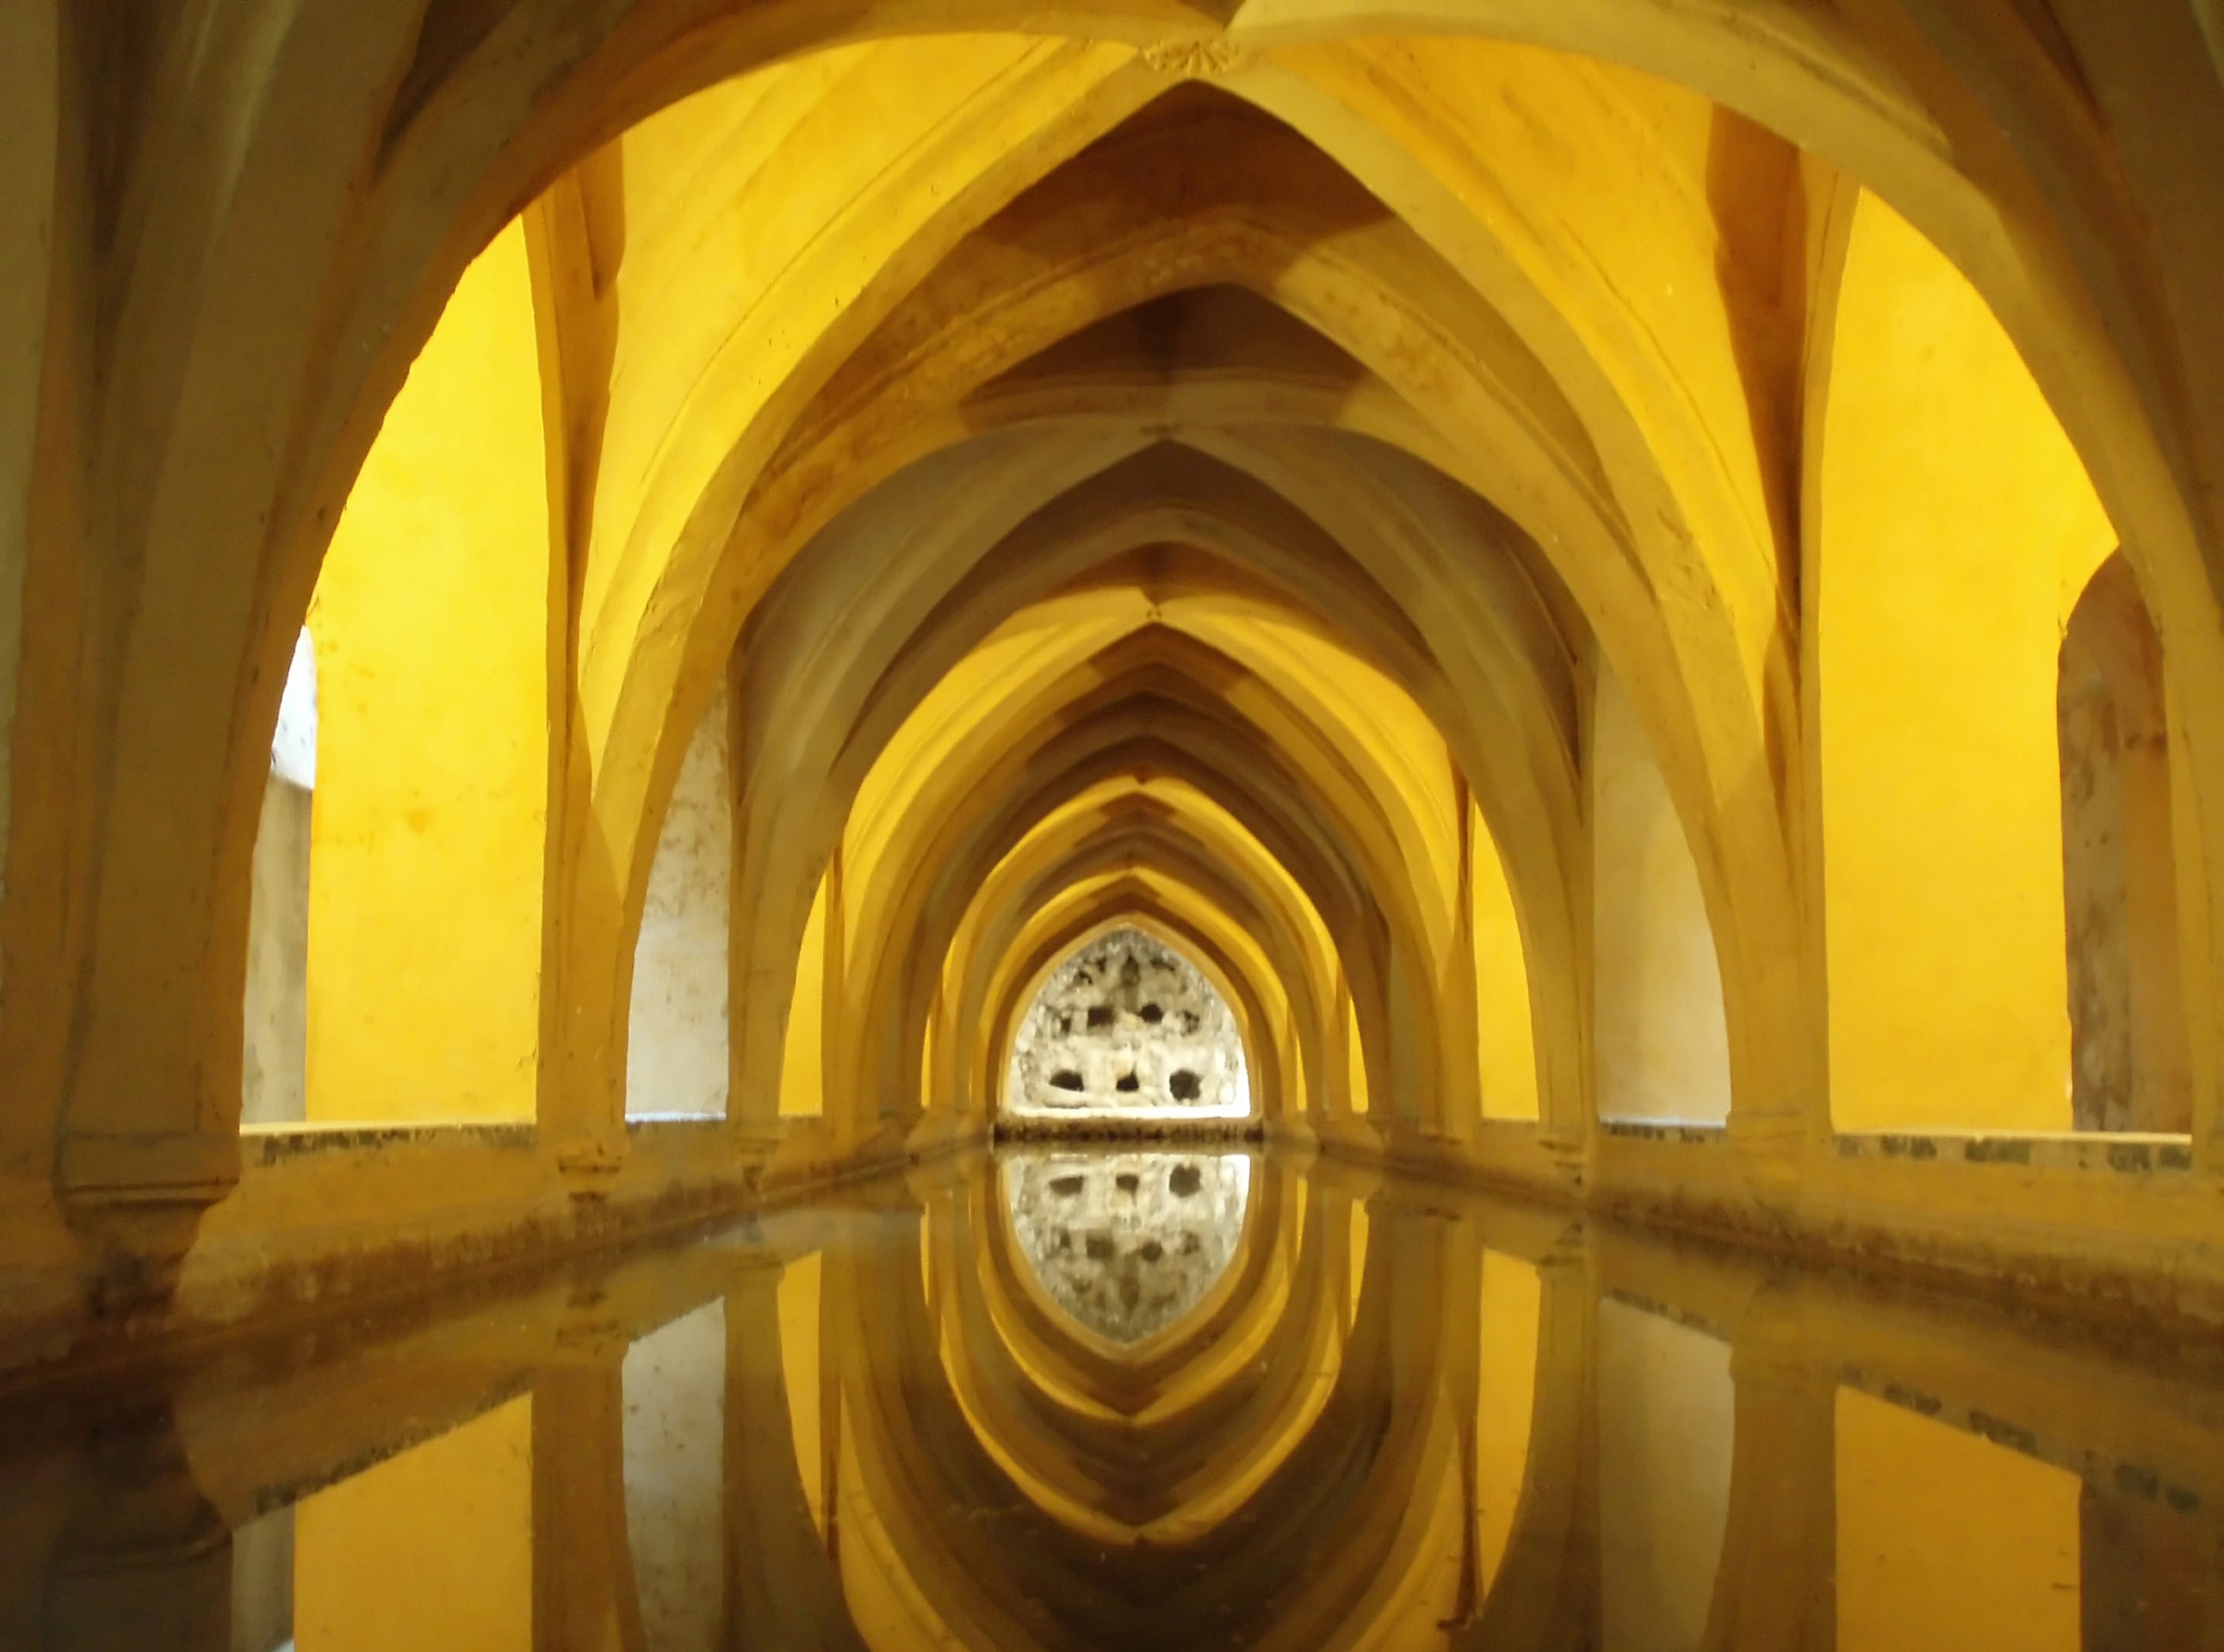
6,1147,2218,1649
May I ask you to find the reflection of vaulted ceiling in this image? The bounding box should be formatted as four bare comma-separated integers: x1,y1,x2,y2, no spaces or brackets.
873,1154,1493,1648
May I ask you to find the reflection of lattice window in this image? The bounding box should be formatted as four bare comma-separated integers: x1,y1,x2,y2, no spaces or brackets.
1005,927,1250,1116
1005,1152,1252,1343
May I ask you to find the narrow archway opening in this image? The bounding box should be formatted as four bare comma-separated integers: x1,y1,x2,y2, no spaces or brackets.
1005,928,1251,1124
241,627,317,1127
2059,551,2191,1134
626,678,732,1120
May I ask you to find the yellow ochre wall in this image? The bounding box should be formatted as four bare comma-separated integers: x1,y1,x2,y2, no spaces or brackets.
1344,985,1371,1117
1818,193,2117,1133
294,1394,534,1652
304,221,551,1123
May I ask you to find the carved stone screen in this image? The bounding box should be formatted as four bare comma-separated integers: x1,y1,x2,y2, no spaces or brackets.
1006,928,1250,1118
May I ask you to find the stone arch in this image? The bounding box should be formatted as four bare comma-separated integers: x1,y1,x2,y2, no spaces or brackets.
980,858,1291,1128
17,0,2224,1262
833,653,1451,1141
720,426,1574,1147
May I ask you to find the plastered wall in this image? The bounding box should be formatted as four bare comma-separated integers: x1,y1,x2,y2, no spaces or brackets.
1817,194,2116,1133
1591,669,1733,1125
778,875,831,1120
242,635,319,1126
241,775,310,1127
628,682,732,1118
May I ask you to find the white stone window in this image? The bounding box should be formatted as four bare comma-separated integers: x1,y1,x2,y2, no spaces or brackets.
1006,928,1249,1119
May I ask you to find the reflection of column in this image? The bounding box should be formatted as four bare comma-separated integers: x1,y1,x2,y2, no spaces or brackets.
2078,1478,2218,1651
1700,1293,1835,1652
1441,1224,1485,1622
535,1303,645,1652
724,1268,866,1650
1460,1248,1598,1652
37,1405,232,1652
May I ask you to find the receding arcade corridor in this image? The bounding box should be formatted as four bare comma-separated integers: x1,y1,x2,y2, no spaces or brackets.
6,1,2224,1646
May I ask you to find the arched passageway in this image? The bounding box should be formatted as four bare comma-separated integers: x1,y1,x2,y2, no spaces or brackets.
15,14,2224,1647
4,0,2224,1381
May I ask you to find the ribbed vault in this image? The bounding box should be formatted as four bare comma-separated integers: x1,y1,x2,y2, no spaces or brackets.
10,0,2224,1333
18,18,2224,1652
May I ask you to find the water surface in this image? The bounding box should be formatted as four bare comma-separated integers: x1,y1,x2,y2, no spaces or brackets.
5,1147,2218,1649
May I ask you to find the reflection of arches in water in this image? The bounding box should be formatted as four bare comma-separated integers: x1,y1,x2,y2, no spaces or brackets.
811,1154,1572,1650
172,1151,2224,1652
956,1148,1348,1545
1006,929,1250,1117
1004,1152,1250,1344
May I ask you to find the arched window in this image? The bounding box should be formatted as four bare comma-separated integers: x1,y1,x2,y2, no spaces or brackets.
1005,928,1249,1119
